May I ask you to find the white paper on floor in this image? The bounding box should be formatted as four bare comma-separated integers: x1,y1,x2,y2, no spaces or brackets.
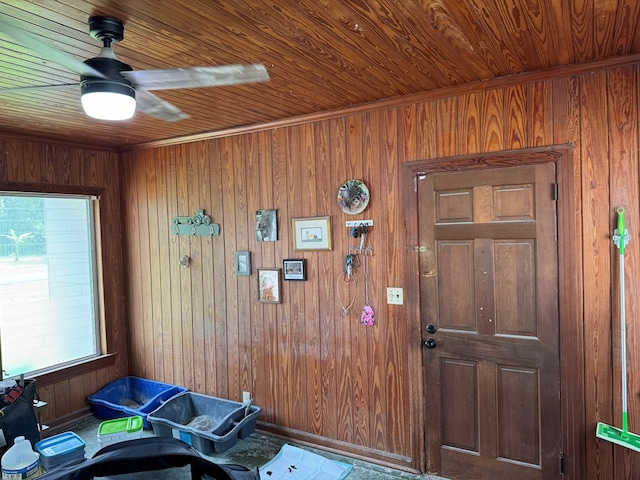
259,443,352,480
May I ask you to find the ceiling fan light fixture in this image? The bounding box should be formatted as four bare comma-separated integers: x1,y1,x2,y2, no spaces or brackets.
81,79,136,121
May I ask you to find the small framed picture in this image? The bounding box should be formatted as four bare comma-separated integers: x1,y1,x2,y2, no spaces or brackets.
283,259,307,281
235,251,251,275
257,268,282,303
292,216,332,251
256,209,277,241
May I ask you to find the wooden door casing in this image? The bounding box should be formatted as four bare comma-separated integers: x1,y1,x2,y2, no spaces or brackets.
419,163,561,480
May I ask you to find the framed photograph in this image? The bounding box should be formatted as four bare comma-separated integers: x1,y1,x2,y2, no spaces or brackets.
283,259,307,281
256,209,277,241
257,268,282,303
234,251,251,275
292,216,332,251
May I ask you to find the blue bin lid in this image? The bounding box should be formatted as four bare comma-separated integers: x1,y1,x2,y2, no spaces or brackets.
35,432,85,458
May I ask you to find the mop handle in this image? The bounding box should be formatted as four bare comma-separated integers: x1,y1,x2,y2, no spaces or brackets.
614,207,630,435
618,207,627,254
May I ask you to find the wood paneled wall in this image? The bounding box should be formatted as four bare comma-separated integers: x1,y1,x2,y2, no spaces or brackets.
0,137,128,427
0,60,636,479
120,64,638,478
121,66,640,479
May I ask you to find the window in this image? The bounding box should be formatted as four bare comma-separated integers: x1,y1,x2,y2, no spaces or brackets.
0,193,100,377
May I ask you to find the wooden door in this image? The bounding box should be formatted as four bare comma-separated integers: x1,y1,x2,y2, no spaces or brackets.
419,163,561,480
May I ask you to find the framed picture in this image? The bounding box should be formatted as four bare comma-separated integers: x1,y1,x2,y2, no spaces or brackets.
235,251,251,275
257,268,282,303
292,216,332,251
256,209,277,241
283,259,306,281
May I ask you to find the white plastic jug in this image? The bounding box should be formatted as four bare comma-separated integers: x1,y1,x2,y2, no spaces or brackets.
1,436,40,479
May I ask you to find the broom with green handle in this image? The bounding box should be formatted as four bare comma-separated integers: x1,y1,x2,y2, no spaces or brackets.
596,207,640,451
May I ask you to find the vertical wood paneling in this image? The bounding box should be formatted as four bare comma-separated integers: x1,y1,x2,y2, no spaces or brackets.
6,140,25,180
244,132,266,419
331,116,354,444
0,138,6,179
23,141,40,181
178,144,195,390
481,88,504,152
258,129,278,423
301,122,322,436
219,137,237,400
122,155,143,375
270,127,289,425
436,97,458,157
504,84,527,149
189,142,208,394
527,81,553,147
581,70,614,480
346,113,370,448
138,152,153,378
607,66,640,480
316,119,337,439
243,133,258,400
144,154,163,379
228,136,244,401
166,148,184,386
206,140,222,394
278,125,304,431
378,108,396,453
458,92,481,154
115,63,640,478
416,101,438,160
157,152,173,384
364,110,383,450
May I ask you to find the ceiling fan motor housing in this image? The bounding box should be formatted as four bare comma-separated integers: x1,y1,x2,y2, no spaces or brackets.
81,15,134,97
80,56,135,98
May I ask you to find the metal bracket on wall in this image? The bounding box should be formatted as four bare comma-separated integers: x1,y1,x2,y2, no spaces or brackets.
171,209,220,236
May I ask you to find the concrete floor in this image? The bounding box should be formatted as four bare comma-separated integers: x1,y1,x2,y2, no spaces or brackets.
54,415,449,479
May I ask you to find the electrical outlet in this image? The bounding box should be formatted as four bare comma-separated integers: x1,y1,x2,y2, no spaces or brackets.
387,287,403,305
242,391,251,404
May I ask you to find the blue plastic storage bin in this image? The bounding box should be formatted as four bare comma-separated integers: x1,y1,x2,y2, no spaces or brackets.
147,392,262,454
87,376,187,429
35,432,85,471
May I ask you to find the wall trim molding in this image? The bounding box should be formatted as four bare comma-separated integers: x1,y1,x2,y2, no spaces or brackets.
122,54,640,151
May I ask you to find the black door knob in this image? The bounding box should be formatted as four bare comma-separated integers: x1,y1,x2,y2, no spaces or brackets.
423,338,437,349
426,324,437,334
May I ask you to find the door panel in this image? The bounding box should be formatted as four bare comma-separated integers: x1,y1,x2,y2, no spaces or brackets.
420,163,561,480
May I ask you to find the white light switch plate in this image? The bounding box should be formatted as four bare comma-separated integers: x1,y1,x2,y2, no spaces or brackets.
387,287,403,305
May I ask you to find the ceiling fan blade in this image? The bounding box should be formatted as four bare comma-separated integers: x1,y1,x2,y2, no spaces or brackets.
122,64,269,91
0,14,105,78
0,83,79,94
135,89,190,122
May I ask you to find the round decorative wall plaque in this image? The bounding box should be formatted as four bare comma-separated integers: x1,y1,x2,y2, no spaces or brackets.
337,179,370,215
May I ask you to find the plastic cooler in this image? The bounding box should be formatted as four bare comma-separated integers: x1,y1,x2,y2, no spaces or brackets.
87,376,187,428
35,432,85,471
146,392,262,454
97,416,144,449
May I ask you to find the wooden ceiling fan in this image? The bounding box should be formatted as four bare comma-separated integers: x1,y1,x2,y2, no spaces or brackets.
0,14,270,121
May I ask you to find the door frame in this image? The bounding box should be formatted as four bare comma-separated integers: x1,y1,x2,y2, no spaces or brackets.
402,145,583,478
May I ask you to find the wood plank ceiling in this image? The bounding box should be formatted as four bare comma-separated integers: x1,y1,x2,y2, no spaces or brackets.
0,0,639,150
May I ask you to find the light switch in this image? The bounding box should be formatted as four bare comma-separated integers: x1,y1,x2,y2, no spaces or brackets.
387,287,403,305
